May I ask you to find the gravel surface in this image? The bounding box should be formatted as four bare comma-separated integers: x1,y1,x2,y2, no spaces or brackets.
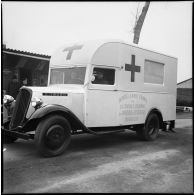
2,113,193,193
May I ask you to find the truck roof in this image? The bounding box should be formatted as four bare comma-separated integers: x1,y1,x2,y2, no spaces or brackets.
50,39,177,67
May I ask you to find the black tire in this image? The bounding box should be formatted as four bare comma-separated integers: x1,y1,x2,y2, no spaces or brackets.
136,113,160,141
3,135,17,144
35,115,71,157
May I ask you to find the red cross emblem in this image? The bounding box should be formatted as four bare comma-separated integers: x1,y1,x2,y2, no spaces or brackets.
63,45,83,60
125,55,141,82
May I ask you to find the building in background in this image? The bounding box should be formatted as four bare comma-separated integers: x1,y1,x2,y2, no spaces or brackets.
177,78,192,107
3,45,51,95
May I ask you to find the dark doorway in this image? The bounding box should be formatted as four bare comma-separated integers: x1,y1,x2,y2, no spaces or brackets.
19,68,32,86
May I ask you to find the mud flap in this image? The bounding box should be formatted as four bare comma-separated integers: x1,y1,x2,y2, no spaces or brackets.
162,121,176,133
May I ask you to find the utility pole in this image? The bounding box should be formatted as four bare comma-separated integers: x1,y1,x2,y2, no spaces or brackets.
133,2,150,44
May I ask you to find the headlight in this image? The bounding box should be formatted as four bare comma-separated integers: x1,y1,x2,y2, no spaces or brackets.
31,97,43,109
3,95,14,105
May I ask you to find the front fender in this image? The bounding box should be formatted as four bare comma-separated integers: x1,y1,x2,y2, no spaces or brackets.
30,104,73,120
27,104,87,132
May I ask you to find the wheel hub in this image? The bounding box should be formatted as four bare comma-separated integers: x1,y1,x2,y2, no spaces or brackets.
45,125,66,150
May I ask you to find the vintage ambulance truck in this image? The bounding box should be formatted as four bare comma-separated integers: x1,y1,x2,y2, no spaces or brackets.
2,39,177,157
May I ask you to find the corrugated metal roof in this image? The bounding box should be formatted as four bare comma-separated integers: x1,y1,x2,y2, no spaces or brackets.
3,47,51,59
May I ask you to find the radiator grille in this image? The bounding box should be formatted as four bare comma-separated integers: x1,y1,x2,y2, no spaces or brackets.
9,88,32,129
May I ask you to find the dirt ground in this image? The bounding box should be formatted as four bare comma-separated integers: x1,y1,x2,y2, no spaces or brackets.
2,112,193,193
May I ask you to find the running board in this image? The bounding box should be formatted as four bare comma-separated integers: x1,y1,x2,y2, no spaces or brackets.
85,128,125,135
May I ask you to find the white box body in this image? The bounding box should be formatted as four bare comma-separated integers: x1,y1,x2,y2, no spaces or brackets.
27,39,177,128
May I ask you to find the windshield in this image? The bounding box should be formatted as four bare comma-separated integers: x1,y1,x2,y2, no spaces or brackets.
50,67,86,85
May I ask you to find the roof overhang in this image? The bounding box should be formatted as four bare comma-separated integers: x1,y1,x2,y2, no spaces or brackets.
3,50,50,61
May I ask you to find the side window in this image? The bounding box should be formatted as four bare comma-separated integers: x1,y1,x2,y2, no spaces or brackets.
144,60,164,84
92,67,115,85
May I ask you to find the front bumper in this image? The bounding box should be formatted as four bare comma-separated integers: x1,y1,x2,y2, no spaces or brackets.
2,126,33,140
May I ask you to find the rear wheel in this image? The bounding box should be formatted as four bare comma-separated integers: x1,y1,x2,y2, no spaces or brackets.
136,113,160,141
35,115,71,157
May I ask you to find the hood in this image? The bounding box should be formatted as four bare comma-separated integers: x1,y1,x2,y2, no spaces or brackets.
28,84,85,94
25,84,85,121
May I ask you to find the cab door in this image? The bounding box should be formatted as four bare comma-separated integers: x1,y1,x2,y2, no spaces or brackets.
85,65,118,128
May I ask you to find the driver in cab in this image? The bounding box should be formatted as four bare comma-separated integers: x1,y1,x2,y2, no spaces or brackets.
92,70,109,85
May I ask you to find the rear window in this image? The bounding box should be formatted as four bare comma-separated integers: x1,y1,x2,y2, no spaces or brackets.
144,60,164,84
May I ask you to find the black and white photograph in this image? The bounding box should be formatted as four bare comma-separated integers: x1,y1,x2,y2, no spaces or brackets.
2,1,193,193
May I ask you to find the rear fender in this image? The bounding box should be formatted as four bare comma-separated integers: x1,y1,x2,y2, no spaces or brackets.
145,107,163,129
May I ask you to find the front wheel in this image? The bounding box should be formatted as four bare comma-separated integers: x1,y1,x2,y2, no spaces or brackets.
136,113,160,141
35,115,71,157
